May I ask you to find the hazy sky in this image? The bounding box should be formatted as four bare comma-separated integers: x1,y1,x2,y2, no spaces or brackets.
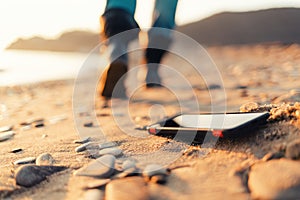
1,0,300,50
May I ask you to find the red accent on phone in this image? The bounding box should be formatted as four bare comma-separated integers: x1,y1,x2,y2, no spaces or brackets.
149,127,157,135
212,130,224,138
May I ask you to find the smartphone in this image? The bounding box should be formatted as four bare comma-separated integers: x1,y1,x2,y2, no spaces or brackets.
147,112,269,139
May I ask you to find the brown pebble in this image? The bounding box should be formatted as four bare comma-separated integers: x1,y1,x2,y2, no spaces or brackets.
286,139,300,160
148,174,167,184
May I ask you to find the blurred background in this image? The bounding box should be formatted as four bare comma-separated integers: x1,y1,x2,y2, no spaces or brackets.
0,0,300,85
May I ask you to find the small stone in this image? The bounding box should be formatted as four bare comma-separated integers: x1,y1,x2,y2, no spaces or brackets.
248,159,300,199
75,142,99,153
208,84,221,90
10,148,23,153
74,155,116,178
143,164,167,177
15,165,67,187
42,134,48,138
84,122,93,127
49,115,67,124
112,167,139,179
148,174,167,184
122,160,136,171
83,189,104,200
0,125,13,133
36,153,54,165
261,152,284,161
83,179,111,190
106,177,149,200
286,139,300,160
0,131,15,142
99,147,122,157
33,119,45,128
20,125,31,131
99,142,117,150
73,137,91,144
13,157,36,165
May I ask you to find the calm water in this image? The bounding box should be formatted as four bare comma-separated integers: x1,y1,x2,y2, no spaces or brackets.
0,50,105,86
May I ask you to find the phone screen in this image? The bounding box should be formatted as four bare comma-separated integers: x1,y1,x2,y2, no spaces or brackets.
172,112,267,130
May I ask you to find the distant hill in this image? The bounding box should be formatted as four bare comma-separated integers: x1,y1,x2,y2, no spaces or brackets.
7,8,300,52
176,7,300,45
7,31,99,52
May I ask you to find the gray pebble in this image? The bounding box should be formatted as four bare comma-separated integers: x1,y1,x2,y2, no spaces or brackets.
10,148,23,153
83,189,104,200
14,157,36,165
286,139,300,160
84,122,93,127
74,155,115,178
36,153,54,166
248,159,300,199
99,142,117,150
122,160,136,171
15,164,67,187
99,147,122,157
112,167,139,179
75,142,99,153
106,177,148,200
0,131,15,142
143,164,167,177
73,137,91,144
0,125,13,133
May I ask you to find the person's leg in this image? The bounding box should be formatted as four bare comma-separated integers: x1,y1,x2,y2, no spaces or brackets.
99,0,139,98
145,0,178,87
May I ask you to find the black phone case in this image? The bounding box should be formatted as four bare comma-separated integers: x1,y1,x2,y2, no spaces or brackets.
147,112,269,140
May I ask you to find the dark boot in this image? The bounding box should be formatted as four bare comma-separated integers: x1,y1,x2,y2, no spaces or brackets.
99,8,139,98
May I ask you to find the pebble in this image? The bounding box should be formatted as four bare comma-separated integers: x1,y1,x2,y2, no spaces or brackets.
84,122,93,127
143,164,167,177
83,189,104,200
83,179,111,190
33,119,45,128
99,142,117,150
36,153,54,165
73,137,91,144
49,115,67,124
261,152,284,161
99,147,122,157
248,159,300,199
75,142,99,153
286,139,300,160
15,165,67,187
112,167,139,179
74,155,116,178
148,174,167,184
122,160,136,171
0,131,15,142
10,148,23,153
106,177,149,200
13,157,36,165
0,125,13,133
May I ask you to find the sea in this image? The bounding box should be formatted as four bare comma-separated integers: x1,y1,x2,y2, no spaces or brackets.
0,49,105,86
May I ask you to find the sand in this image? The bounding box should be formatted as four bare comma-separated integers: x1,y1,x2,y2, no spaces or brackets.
0,44,299,199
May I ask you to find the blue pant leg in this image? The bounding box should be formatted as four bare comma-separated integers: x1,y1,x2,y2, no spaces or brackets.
105,0,136,16
152,0,178,29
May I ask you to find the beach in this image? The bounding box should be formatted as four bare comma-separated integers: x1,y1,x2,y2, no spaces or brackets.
0,44,300,199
